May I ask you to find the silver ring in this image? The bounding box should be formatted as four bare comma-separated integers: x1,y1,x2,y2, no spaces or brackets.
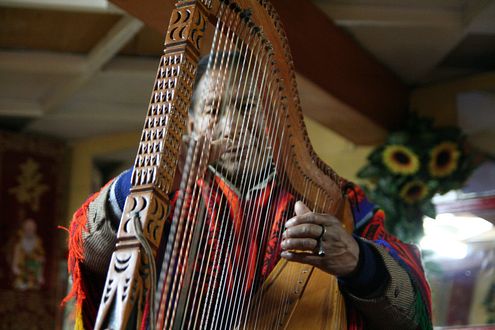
316,224,326,257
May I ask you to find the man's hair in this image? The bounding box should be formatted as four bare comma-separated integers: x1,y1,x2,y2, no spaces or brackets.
190,51,242,115
194,51,242,87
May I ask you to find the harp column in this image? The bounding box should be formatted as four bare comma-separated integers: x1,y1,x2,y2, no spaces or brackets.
94,1,208,329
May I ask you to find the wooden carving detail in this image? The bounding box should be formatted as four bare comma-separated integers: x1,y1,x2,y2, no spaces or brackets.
97,248,142,329
165,4,207,53
133,1,204,194
95,2,207,329
177,0,213,10
132,53,194,193
118,192,169,247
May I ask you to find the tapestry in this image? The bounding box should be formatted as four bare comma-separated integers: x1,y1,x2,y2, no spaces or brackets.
0,131,67,330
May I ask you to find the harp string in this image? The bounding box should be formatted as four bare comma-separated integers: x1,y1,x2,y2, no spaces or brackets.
254,122,294,325
241,65,292,324
195,13,256,330
241,93,287,329
224,53,274,328
184,15,254,330
209,30,265,330
179,8,253,329
245,79,292,328
198,31,267,329
251,101,291,329
177,5,241,328
155,2,228,328
195,23,271,328
195,29,264,328
278,142,302,328
278,159,313,327
228,47,281,330
157,2,333,328
233,58,287,328
259,107,298,327
261,171,311,329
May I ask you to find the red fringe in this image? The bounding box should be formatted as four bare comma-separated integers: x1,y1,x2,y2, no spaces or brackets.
61,182,111,310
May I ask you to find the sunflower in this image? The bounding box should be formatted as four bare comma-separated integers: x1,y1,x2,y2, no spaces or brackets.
382,145,420,175
400,180,429,204
428,141,460,177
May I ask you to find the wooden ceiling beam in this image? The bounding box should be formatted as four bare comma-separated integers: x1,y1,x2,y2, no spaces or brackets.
0,50,85,74
0,99,42,118
0,0,123,13
41,15,143,113
315,3,463,28
270,0,409,135
109,0,409,144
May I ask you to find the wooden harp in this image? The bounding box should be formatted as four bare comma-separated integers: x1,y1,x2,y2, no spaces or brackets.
95,0,354,329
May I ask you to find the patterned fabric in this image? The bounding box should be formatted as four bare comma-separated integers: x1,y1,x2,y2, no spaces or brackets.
343,183,432,330
62,181,113,329
166,175,293,315
64,178,432,329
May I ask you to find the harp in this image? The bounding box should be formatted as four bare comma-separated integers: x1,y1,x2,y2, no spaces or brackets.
95,0,354,328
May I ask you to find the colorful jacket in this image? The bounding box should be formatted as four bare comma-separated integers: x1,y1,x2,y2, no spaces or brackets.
64,169,432,329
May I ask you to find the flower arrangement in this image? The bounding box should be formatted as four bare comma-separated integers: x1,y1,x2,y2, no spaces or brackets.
357,114,477,242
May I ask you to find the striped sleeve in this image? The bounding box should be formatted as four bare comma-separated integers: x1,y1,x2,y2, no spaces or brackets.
343,183,433,330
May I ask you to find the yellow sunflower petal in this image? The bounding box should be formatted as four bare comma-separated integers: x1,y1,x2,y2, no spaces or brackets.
382,145,420,175
400,180,429,204
429,141,460,177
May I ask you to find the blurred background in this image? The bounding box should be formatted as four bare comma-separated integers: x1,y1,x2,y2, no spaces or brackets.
0,0,494,328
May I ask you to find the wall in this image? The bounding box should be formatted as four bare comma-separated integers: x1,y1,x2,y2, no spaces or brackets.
66,132,139,223
304,116,373,183
411,71,495,126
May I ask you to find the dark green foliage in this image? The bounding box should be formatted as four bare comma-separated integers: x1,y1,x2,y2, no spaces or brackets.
357,113,480,243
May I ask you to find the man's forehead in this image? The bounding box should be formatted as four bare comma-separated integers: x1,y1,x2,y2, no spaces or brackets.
197,68,251,87
197,71,258,101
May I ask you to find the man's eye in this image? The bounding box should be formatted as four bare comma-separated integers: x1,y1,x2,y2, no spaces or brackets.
204,106,218,116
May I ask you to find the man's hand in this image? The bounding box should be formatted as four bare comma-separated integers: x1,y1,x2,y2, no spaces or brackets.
172,134,229,191
280,201,359,277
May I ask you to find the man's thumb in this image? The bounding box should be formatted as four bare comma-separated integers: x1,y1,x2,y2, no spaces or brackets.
294,201,311,216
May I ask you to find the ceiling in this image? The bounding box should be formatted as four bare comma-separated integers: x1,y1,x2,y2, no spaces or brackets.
0,0,494,152
313,0,495,84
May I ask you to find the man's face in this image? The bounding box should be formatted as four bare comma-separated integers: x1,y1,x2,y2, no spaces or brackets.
190,68,272,181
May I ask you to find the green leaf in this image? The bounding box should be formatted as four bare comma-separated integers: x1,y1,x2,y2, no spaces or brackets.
368,147,384,163
421,201,436,219
439,127,462,140
377,177,399,194
418,131,436,145
387,132,410,145
427,180,440,191
357,164,383,179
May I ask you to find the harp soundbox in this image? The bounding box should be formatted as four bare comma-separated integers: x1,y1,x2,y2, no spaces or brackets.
95,0,354,328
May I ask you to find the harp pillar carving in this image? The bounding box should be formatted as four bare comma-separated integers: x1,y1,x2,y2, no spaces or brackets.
94,2,207,329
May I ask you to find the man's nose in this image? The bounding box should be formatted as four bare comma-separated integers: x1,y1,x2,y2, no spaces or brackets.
215,112,237,139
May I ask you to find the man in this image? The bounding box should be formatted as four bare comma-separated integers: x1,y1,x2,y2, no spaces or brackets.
65,54,432,329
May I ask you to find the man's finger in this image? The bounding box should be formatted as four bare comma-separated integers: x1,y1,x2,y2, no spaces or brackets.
285,212,321,227
285,212,339,228
281,238,318,251
280,251,322,266
283,224,323,239
209,137,230,163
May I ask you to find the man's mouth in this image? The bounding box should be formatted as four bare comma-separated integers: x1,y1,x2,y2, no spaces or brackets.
223,145,252,159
